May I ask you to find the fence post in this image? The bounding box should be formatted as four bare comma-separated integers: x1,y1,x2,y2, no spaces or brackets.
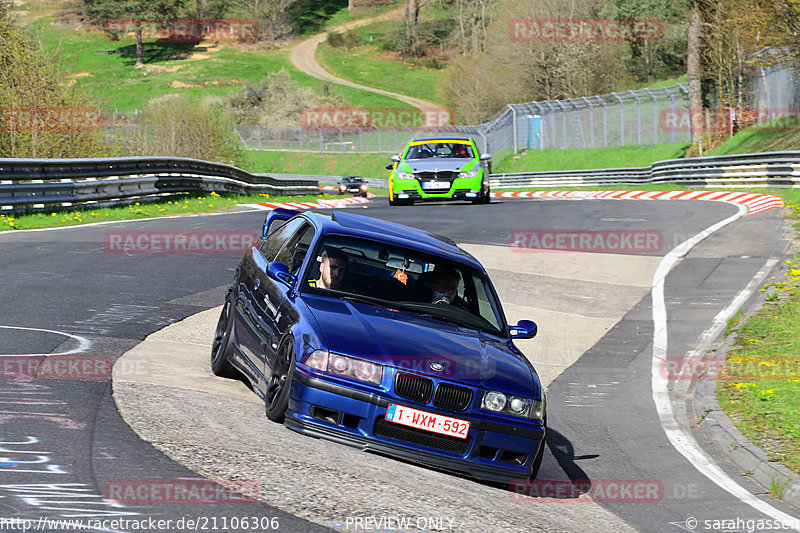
612,92,624,146
582,97,594,148
630,90,642,145
645,89,658,145
510,104,519,154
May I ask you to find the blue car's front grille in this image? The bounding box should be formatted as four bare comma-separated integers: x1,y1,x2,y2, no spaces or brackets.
433,383,473,411
374,417,471,455
395,373,434,403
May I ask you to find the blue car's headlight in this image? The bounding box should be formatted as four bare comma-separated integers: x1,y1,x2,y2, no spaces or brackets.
304,350,383,386
396,172,415,180
482,390,544,420
457,169,479,179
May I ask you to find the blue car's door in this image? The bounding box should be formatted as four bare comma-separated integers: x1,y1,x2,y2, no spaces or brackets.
262,223,315,386
235,218,309,395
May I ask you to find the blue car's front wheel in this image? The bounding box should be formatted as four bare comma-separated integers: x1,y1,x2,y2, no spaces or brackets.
266,339,295,422
210,293,236,378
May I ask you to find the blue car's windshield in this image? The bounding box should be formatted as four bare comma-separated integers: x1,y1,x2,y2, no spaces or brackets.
301,235,505,336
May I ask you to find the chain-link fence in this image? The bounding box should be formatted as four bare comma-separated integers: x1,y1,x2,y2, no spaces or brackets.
234,84,691,156
752,57,799,114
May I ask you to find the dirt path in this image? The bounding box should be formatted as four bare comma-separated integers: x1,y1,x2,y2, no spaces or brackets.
289,9,444,112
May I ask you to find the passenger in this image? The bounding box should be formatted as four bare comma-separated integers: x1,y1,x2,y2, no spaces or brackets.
312,247,348,290
430,267,460,305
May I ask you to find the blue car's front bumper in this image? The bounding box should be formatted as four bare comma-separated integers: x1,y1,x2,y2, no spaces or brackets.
285,369,546,483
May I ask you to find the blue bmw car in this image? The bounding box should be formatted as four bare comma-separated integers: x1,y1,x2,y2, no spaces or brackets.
211,209,546,483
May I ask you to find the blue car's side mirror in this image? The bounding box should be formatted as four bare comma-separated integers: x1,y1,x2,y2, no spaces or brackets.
268,261,295,286
509,320,537,339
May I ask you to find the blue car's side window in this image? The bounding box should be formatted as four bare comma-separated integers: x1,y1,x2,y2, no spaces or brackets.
260,218,306,262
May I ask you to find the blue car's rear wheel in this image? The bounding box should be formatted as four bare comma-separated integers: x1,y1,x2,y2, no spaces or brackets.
266,339,295,422
210,293,236,378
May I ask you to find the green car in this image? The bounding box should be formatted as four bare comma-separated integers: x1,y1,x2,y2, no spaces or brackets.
387,136,491,206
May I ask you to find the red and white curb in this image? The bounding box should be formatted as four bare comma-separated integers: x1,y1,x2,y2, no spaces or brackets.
241,196,370,211
495,190,784,216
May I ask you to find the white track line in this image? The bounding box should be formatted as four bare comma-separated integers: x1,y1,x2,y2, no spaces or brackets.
0,326,92,356
649,205,800,529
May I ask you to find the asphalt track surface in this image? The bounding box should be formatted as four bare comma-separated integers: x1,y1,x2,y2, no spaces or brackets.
0,196,797,533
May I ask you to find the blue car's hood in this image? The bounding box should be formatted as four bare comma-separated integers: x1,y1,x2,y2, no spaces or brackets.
404,159,472,173
302,294,537,397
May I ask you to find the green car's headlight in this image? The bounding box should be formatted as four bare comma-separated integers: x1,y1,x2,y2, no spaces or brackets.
396,172,415,180
457,169,479,179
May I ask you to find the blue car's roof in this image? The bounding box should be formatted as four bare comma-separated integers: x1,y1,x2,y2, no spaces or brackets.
302,211,481,269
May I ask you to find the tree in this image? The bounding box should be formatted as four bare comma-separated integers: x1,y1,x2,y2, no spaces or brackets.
452,0,499,56
687,0,703,144
229,0,300,42
84,0,185,67
403,0,438,57
124,94,242,165
0,6,109,158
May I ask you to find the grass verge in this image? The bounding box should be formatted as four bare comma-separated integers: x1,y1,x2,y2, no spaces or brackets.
0,191,334,231
245,151,393,178
716,188,800,474
494,144,691,174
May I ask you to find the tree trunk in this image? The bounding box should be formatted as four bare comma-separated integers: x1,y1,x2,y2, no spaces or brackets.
404,0,412,55
688,0,703,144
136,21,144,67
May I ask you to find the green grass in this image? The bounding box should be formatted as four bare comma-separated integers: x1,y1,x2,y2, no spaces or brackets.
716,197,800,474
297,1,402,37
244,150,392,179
316,40,446,107
494,143,690,174
709,123,800,156
32,19,406,113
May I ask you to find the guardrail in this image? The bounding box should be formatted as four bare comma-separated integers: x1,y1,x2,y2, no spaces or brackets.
490,151,800,189
0,157,320,212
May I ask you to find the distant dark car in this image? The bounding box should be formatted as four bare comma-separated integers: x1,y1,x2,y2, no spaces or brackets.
210,209,546,483
338,176,368,197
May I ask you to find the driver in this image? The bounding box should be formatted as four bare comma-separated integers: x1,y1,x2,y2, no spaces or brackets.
430,267,460,304
311,247,348,290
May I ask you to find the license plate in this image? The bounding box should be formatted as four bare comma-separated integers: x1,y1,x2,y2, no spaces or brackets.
422,181,449,190
385,403,470,439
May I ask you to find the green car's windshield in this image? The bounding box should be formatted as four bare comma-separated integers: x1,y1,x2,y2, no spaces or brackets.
405,142,474,160
301,235,505,336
